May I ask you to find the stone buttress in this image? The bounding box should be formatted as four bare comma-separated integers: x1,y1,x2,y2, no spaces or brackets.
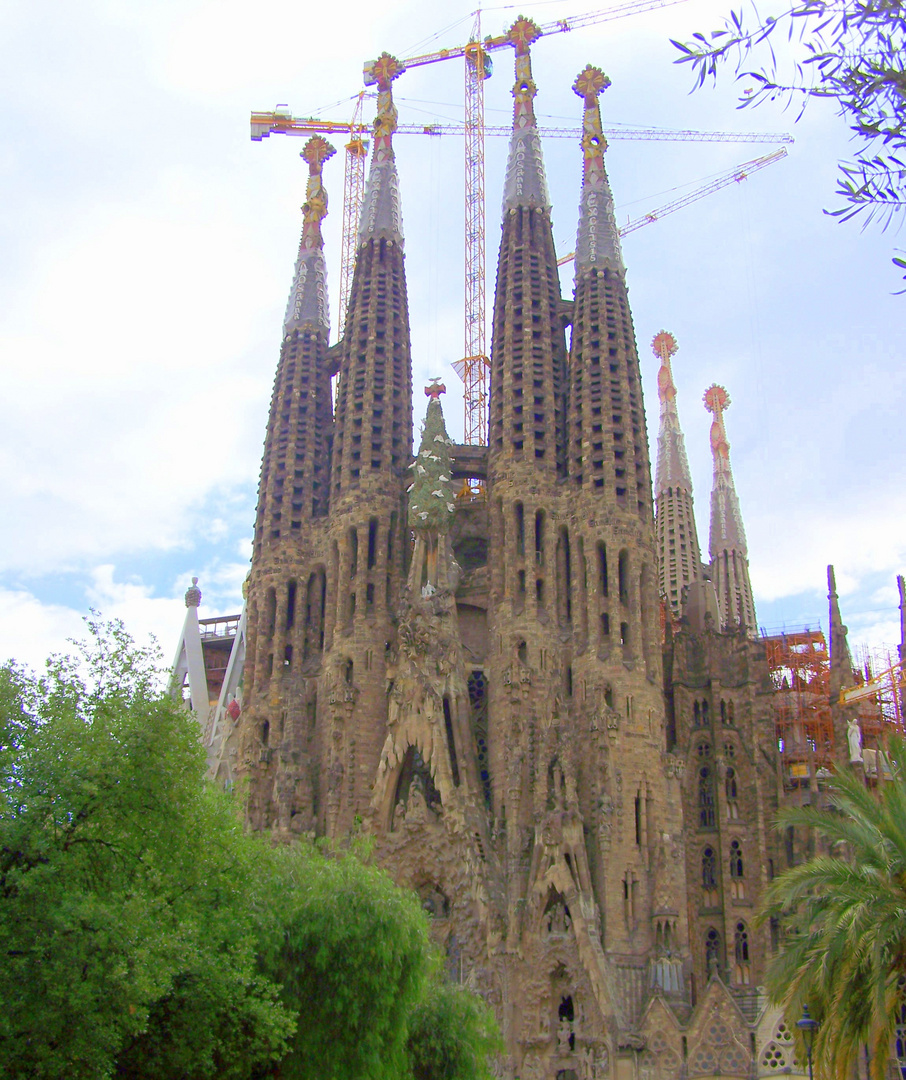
238,136,336,831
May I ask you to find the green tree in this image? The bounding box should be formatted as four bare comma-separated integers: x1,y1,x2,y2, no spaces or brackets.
672,0,906,284
759,739,906,1080
0,619,293,1079
406,976,502,1080
256,841,432,1080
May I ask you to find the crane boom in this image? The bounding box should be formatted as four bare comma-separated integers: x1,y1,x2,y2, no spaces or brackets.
556,148,788,265
251,111,793,145
363,0,693,81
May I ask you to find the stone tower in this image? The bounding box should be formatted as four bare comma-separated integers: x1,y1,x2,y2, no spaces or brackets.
240,134,336,831
653,331,703,618
704,385,757,635
320,53,413,833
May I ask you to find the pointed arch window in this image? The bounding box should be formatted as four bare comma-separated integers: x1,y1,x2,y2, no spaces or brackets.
733,921,751,985
730,839,745,899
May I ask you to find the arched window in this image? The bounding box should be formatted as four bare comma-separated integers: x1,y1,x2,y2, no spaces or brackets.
730,839,745,898
701,700,709,725
693,701,701,727
699,767,715,827
702,847,717,896
705,927,722,979
734,922,751,985
725,766,739,820
720,699,727,724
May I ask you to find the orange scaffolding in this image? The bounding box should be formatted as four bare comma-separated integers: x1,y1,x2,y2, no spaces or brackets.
764,630,835,786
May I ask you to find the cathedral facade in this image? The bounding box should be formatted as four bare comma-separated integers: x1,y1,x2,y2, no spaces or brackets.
203,20,855,1080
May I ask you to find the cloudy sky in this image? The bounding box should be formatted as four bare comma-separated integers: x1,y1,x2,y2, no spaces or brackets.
2,0,903,674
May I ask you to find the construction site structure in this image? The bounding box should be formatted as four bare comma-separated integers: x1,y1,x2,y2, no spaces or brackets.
171,21,906,1080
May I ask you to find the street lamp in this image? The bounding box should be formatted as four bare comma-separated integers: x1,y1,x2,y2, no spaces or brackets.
797,1004,819,1080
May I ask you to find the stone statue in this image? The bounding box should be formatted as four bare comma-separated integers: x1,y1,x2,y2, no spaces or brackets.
847,717,863,763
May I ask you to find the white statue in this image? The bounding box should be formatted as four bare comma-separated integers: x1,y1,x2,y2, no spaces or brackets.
847,717,863,763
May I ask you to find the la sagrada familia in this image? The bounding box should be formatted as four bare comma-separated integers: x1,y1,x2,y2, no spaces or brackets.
171,18,896,1080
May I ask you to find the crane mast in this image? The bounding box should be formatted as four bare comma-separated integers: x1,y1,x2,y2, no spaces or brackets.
454,14,490,451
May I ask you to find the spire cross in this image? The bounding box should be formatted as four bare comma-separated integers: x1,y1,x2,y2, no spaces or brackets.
573,65,611,103
425,378,446,400
507,15,542,56
370,51,403,91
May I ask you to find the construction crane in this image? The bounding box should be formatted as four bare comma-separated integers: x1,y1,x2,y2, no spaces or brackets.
556,148,789,266
251,109,792,357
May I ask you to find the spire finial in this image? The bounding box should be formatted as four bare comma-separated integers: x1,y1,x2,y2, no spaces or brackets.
284,136,336,335
300,135,336,250
572,65,623,272
425,378,446,400
358,53,405,245
653,331,678,405
704,384,731,472
501,17,550,213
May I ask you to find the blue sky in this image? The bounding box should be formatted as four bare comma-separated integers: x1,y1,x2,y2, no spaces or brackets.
1,0,903,672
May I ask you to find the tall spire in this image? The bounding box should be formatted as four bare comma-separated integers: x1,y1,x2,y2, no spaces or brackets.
572,65,623,273
358,53,404,245
652,332,703,617
501,17,550,214
704,384,756,633
284,136,335,336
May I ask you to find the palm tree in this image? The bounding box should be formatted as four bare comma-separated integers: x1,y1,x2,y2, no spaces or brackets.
760,736,906,1080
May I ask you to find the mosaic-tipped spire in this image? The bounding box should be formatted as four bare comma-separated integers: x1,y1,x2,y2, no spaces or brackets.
572,65,623,273
704,384,756,633
653,332,703,616
654,332,694,496
358,53,404,246
284,136,335,336
501,17,550,214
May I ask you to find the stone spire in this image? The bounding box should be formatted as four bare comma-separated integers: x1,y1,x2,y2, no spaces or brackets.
501,17,550,214
653,332,703,617
358,53,404,245
704,385,756,634
284,135,335,336
573,65,623,274
488,18,567,479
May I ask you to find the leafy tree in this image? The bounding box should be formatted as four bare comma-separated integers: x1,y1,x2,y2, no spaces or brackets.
256,841,432,1080
672,0,906,284
759,739,906,1080
0,620,293,1079
406,976,502,1080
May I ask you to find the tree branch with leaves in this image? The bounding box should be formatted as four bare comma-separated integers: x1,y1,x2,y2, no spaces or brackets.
673,0,906,286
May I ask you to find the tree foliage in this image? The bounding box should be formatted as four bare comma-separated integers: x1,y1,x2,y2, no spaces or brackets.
759,738,906,1080
406,977,502,1080
0,620,292,1079
673,0,906,284
256,842,432,1080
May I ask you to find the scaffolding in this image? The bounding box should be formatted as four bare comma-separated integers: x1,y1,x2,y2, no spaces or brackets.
764,629,905,789
764,630,835,787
